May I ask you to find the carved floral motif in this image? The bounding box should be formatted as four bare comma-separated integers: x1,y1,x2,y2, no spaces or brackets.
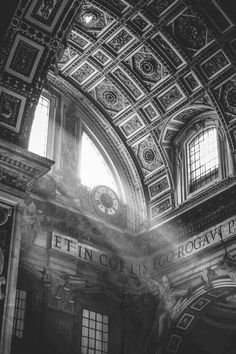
149,176,169,198
120,115,144,138
158,85,184,110
72,62,96,84
168,8,214,56
89,79,130,117
126,46,170,90
108,29,133,52
201,50,230,79
132,135,164,175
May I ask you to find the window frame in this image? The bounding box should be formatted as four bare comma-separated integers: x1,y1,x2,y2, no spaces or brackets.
80,307,110,354
185,125,221,196
78,123,122,197
12,288,28,339
28,90,57,159
174,114,231,204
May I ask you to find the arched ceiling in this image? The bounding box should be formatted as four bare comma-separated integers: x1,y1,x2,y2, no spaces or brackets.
52,0,236,228
0,0,236,234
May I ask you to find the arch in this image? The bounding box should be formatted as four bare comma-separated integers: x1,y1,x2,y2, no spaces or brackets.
158,279,236,354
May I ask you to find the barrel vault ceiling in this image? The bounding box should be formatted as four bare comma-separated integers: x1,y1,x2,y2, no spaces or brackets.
0,0,236,234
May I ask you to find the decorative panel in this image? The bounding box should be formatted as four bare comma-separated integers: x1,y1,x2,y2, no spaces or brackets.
167,334,182,353
119,114,145,138
25,0,69,32
71,61,98,85
214,74,236,125
112,67,144,100
106,0,130,13
150,195,172,218
107,28,135,53
131,13,152,32
125,46,170,91
5,34,44,83
92,50,111,66
68,30,91,50
142,103,160,121
158,84,185,110
152,32,185,69
88,78,130,118
167,8,214,57
146,0,178,17
200,50,230,80
0,87,26,133
58,47,78,70
132,135,164,176
183,72,202,92
75,3,115,37
148,175,170,199
177,314,194,330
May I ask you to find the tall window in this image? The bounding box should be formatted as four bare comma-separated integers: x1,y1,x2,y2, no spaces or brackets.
12,289,27,339
80,131,117,192
81,308,109,354
188,127,219,192
28,95,50,157
174,116,233,204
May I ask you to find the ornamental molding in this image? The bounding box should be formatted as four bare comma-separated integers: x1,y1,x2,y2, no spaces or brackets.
0,138,54,192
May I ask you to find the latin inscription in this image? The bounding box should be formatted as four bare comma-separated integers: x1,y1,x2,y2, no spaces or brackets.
152,217,236,270
52,232,147,277
51,216,236,276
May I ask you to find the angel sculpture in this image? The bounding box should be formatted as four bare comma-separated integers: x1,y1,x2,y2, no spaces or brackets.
146,275,191,340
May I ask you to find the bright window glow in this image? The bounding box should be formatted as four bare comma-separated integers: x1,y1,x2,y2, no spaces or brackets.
80,132,117,192
28,95,50,157
188,127,219,192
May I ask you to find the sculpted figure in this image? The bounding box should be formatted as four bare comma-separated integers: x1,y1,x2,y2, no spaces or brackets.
200,267,216,289
147,275,191,340
218,252,236,285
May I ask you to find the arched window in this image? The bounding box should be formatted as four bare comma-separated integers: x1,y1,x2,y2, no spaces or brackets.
80,130,118,193
187,127,219,193
175,115,233,203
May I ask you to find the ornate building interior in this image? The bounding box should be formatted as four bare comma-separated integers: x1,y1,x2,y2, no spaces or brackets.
0,1,236,353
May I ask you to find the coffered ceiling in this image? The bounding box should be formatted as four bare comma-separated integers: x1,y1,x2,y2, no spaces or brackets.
55,0,236,228
0,0,236,233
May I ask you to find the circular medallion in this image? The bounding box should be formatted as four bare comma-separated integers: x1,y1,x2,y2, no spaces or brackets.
103,91,117,105
92,185,120,217
143,148,155,164
80,10,98,26
227,89,236,108
140,59,156,75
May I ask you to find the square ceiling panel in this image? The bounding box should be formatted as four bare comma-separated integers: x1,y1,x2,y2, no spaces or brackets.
70,61,98,85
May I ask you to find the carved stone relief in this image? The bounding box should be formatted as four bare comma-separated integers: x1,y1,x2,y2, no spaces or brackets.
132,135,164,176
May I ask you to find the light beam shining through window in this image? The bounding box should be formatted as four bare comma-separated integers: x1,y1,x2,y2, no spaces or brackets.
80,132,117,192
28,96,50,157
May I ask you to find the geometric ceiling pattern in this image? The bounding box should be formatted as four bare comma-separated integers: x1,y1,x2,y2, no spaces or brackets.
0,0,235,232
